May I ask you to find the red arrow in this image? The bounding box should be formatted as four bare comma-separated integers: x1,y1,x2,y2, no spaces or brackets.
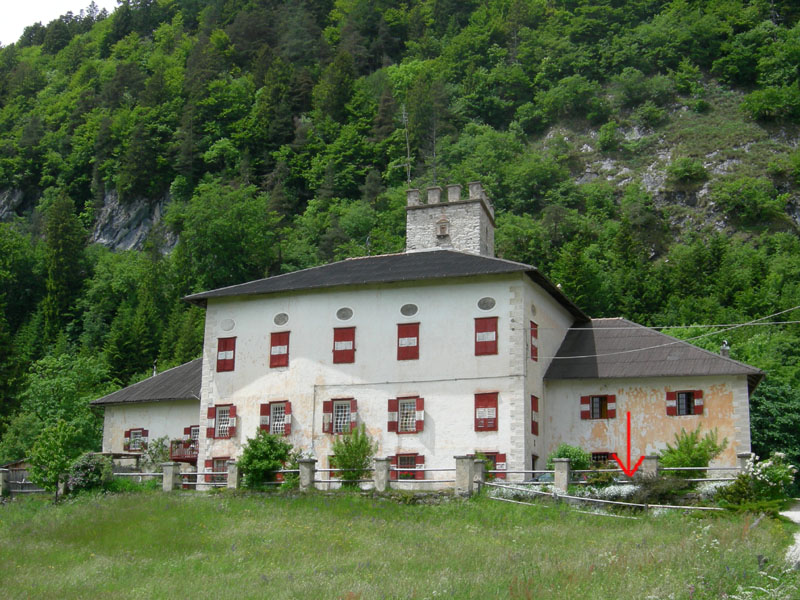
611,411,644,477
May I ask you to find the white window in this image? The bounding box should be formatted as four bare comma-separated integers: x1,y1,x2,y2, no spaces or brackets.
398,399,416,433
190,426,199,441
270,403,286,435
333,401,351,434
130,429,143,451
215,405,231,438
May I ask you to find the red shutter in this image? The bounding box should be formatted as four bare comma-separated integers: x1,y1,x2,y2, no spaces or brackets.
495,453,507,480
397,323,419,360
531,395,539,413
390,455,398,480
693,390,704,415
388,398,398,432
530,321,538,339
142,429,149,440
530,321,539,361
607,394,616,419
580,396,590,420
333,327,356,364
350,399,358,432
228,406,237,437
666,391,677,416
415,397,425,432
475,392,498,431
259,403,269,431
270,331,290,368
216,337,236,372
414,455,425,480
322,400,333,434
475,317,498,355
124,429,130,439
204,459,213,483
206,406,216,439
183,426,191,436
531,345,538,362
531,420,539,435
284,402,292,435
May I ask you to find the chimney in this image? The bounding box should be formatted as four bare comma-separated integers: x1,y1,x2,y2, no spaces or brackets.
720,341,730,358
406,188,421,206
446,184,461,203
427,186,442,204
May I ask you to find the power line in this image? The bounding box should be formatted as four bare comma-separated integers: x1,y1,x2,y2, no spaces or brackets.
546,305,800,361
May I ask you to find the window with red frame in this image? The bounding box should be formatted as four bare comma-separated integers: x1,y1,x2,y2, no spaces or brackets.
259,401,292,436
333,327,356,363
666,390,704,416
217,337,236,371
474,317,498,355
530,321,538,361
270,331,290,367
124,428,148,451
397,323,419,360
580,395,616,420
390,453,425,480
204,457,229,484
531,394,539,436
206,404,236,439
388,397,424,433
482,452,507,480
474,392,498,431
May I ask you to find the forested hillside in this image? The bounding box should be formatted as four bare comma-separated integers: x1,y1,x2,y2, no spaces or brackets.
1,0,799,467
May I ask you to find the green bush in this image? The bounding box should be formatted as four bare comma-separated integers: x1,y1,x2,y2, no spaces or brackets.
546,444,591,471
711,177,787,224
659,426,727,479
330,425,376,489
238,430,292,489
66,452,112,494
597,120,622,151
741,85,800,121
718,453,797,506
585,463,616,487
141,436,170,473
629,476,692,505
633,101,668,128
666,157,707,184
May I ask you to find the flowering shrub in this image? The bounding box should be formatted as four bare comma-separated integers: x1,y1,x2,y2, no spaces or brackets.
570,484,639,500
66,452,112,494
718,453,797,505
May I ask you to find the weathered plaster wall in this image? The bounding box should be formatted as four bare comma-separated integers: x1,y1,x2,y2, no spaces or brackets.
543,375,751,467
101,399,200,453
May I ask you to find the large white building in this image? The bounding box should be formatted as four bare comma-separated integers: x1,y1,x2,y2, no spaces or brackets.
93,182,762,482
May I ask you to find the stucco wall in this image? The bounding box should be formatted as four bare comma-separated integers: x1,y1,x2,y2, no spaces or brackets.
198,273,570,478
101,398,200,453
543,375,752,467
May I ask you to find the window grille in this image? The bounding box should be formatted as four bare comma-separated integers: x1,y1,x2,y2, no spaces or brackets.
215,406,231,438
130,430,143,450
333,401,350,434
270,403,285,435
190,426,199,441
398,400,416,432
590,396,607,419
677,392,694,416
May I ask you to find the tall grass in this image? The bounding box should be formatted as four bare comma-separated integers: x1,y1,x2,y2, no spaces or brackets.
0,490,797,599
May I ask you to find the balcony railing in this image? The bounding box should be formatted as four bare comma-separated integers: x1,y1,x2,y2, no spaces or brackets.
170,441,199,462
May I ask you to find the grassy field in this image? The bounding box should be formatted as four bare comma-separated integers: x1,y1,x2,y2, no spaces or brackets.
0,490,798,599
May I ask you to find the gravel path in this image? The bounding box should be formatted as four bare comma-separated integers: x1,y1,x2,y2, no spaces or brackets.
780,500,800,567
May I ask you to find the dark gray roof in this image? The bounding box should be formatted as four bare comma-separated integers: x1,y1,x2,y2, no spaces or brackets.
91,359,202,406
184,249,587,320
545,318,763,388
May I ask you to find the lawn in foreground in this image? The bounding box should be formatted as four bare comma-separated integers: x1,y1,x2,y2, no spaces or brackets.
0,490,797,599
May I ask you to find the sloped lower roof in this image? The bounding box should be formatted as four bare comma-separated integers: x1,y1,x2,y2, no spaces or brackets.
183,249,587,320
545,318,763,388
91,359,202,406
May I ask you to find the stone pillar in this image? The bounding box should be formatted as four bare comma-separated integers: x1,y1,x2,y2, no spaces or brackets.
226,460,241,490
455,455,474,497
446,184,461,203
737,452,753,473
553,458,570,494
374,458,390,492
161,462,182,492
637,456,659,480
406,188,421,206
299,458,317,492
427,186,442,204
468,181,483,200
473,459,485,487
0,469,9,497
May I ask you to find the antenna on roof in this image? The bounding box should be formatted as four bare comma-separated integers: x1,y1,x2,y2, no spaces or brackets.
152,359,158,377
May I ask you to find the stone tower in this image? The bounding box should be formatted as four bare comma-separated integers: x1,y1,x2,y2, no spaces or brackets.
405,181,495,257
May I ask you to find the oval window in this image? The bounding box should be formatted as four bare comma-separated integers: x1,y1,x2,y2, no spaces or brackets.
220,318,235,332
478,297,496,310
273,313,289,326
336,307,353,321
400,303,418,317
